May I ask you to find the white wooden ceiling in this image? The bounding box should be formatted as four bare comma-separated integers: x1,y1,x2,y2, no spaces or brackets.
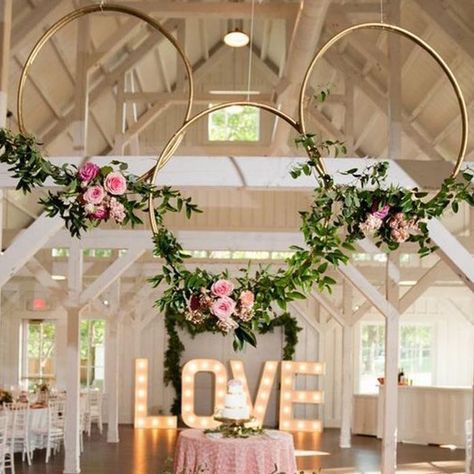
2,0,474,239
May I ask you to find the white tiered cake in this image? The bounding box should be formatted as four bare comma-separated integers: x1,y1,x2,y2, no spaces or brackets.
220,379,250,420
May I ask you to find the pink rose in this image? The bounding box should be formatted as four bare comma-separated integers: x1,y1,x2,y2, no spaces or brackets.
211,279,234,297
109,197,126,223
372,204,390,220
240,290,254,308
83,185,105,205
211,296,236,319
78,162,100,182
104,171,127,195
91,206,108,221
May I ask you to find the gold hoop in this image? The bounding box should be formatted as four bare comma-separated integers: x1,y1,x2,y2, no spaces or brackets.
148,101,326,234
17,3,194,153
298,23,468,178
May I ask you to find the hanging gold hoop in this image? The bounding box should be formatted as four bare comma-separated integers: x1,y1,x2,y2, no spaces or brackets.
148,100,325,234
16,3,194,163
298,23,468,178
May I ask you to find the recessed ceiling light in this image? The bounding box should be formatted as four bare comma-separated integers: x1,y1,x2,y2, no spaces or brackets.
51,275,66,281
224,28,249,48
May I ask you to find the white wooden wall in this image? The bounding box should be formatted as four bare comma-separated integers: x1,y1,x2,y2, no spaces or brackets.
117,308,320,425
1,290,472,427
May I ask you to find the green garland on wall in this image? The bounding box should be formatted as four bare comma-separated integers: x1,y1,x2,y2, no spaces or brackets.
163,310,302,416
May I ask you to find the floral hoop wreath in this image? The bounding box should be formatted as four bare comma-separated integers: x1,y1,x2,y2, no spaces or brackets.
298,22,468,181
149,26,473,349
0,3,196,237
16,3,194,180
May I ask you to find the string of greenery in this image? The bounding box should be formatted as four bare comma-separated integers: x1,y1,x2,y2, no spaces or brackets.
163,309,302,416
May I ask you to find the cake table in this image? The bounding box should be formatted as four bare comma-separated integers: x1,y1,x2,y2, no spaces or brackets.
173,429,297,474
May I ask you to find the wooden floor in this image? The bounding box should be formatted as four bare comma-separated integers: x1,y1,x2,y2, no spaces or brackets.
14,425,466,473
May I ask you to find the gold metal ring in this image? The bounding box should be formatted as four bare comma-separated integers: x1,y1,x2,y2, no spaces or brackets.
17,3,194,171
148,101,325,234
298,22,468,178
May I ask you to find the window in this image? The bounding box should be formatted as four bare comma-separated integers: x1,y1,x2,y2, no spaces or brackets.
359,323,433,393
51,248,69,258
80,320,106,390
23,320,56,390
208,105,260,141
83,248,113,258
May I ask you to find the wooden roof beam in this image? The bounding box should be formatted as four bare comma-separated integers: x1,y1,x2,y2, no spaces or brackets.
116,2,299,19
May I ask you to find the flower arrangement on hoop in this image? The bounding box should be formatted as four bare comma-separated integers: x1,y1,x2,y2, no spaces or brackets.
0,129,200,237
292,131,474,259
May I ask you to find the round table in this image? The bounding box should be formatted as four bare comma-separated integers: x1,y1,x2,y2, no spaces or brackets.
173,429,297,474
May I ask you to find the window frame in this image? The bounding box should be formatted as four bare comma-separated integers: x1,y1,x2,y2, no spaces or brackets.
80,319,106,390
356,320,435,394
21,319,57,389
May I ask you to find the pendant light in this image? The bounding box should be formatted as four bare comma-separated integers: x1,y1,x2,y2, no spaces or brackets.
224,19,249,48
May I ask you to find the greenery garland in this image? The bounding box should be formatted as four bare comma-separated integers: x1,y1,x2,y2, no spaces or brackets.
163,310,302,416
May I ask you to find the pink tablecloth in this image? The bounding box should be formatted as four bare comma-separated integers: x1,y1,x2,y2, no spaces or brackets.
173,429,297,474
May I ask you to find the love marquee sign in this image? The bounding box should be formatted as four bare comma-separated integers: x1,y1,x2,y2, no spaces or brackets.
134,358,325,433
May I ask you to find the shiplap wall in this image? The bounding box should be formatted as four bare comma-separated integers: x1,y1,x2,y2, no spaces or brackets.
118,306,320,426
0,290,472,428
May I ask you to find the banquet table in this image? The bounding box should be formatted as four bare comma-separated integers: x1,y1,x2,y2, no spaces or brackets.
173,429,297,474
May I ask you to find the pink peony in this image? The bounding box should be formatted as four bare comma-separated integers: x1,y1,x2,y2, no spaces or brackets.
359,214,383,234
104,171,127,195
239,290,255,308
211,296,236,319
91,206,108,221
109,197,126,223
83,185,105,205
391,228,410,243
211,279,234,297
78,162,100,182
372,204,390,220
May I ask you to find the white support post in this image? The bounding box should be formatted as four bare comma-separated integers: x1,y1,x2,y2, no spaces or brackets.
340,279,353,448
64,307,81,474
106,317,120,443
471,351,474,474
64,9,89,472
0,0,10,256
106,282,120,443
0,0,11,127
64,243,83,474
381,251,400,474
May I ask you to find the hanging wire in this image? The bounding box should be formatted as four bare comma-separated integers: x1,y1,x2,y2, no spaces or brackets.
380,0,384,23
246,0,256,101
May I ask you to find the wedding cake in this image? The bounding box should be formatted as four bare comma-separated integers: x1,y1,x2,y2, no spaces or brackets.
220,379,250,420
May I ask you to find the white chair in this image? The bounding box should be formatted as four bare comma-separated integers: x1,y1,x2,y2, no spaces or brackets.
466,418,472,474
4,402,31,468
0,413,8,474
85,390,103,436
31,400,65,463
